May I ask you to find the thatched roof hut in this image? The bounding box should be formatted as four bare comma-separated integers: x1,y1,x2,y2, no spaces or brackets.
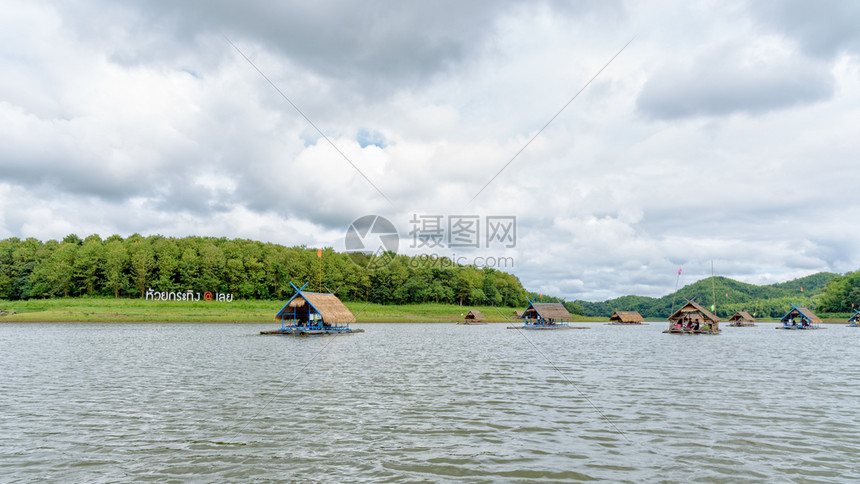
464,310,485,321
513,310,524,318
275,288,355,325
668,301,720,324
609,310,644,323
779,306,821,325
729,311,755,323
521,302,571,323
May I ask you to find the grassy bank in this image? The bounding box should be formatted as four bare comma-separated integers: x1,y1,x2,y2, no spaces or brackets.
0,297,603,323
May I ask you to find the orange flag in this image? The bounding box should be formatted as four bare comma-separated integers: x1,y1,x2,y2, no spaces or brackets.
317,249,322,258
800,285,803,292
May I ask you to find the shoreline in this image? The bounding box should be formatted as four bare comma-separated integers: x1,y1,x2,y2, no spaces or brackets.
0,297,848,324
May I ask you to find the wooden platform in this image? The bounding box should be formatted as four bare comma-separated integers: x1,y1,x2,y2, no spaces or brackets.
506,325,589,330
607,322,649,325
727,322,756,327
662,329,720,335
261,328,365,336
456,321,488,325
775,326,823,330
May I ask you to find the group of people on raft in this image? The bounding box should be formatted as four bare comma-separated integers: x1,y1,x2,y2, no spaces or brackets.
672,316,715,332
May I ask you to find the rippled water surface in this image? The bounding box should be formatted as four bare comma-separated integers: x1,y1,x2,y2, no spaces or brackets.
2,322,859,482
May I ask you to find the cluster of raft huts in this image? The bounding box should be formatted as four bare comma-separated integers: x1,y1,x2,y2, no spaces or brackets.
261,282,851,336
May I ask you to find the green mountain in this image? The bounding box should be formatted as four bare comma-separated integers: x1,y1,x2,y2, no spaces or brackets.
575,272,838,319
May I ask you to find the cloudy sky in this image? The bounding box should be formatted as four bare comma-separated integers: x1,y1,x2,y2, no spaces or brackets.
2,0,859,301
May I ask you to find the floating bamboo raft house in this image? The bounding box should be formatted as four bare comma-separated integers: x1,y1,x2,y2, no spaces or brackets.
777,304,822,330
848,309,860,327
507,301,588,330
728,311,756,327
458,310,487,325
608,310,645,325
261,282,364,336
664,301,720,334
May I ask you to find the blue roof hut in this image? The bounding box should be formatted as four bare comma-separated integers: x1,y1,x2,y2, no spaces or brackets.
261,282,363,336
507,301,588,330
849,309,860,327
777,304,822,330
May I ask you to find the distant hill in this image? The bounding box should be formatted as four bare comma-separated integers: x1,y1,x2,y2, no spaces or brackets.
574,272,838,320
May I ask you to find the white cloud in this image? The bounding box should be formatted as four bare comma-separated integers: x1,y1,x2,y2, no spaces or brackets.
1,0,859,301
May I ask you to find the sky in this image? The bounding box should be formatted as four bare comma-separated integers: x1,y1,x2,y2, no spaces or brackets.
2,0,860,301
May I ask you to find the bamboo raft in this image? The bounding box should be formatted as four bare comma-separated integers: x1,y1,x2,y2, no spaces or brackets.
727,322,756,327
456,321,488,325
261,328,365,336
607,322,649,325
662,328,720,335
506,325,589,330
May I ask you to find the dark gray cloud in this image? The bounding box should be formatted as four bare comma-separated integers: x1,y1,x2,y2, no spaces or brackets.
748,1,860,59
57,0,517,97
637,45,834,119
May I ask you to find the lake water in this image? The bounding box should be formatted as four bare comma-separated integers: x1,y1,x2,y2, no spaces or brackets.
1,322,858,482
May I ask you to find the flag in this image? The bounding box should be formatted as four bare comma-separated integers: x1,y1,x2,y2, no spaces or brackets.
725,292,728,298
317,249,322,258
678,268,682,275
800,285,803,292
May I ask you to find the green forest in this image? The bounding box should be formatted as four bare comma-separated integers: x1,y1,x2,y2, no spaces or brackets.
2,234,860,319
0,234,528,307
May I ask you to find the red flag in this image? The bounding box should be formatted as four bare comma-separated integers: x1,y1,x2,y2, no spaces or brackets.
725,292,728,297
678,268,682,275
317,249,322,258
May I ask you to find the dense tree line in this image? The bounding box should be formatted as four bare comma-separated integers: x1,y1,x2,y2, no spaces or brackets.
575,273,839,319
0,234,528,307
817,270,860,313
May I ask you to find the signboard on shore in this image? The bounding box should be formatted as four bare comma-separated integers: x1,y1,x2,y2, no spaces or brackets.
145,288,234,302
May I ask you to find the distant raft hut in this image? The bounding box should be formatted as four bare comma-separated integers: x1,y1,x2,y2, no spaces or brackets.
261,283,364,336
664,301,720,334
608,310,645,325
728,311,756,327
848,309,860,327
507,302,588,330
777,304,822,330
458,310,488,325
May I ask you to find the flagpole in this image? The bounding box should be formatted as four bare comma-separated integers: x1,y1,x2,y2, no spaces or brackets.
711,260,717,318
670,268,681,314
318,248,323,292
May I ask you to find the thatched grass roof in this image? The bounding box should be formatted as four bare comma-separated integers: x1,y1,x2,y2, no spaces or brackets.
522,302,571,321
729,311,755,322
609,310,643,323
514,310,524,318
276,290,355,324
464,310,485,320
668,301,720,323
780,306,821,324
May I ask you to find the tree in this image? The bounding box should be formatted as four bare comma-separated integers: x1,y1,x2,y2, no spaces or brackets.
103,240,128,298
129,240,155,298
74,234,103,295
